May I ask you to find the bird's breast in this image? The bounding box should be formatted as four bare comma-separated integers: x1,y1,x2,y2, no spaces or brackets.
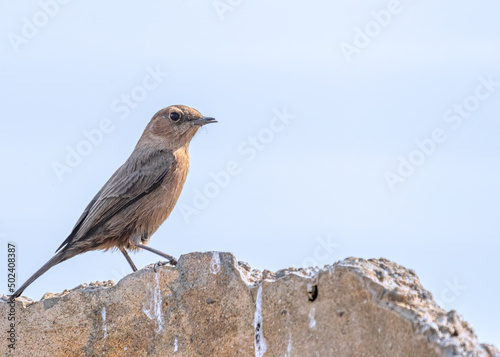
135,147,190,236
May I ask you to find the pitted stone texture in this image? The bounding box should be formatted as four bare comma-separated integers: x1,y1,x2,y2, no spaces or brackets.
1,253,497,357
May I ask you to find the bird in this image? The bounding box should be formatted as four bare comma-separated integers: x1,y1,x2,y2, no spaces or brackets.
10,105,216,300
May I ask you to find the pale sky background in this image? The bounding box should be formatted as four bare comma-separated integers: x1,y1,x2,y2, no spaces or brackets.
1,0,499,346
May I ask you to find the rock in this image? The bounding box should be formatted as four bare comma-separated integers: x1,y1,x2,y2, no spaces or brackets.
1,252,498,356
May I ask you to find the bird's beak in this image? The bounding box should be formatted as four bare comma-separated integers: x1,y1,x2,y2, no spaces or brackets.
192,116,217,126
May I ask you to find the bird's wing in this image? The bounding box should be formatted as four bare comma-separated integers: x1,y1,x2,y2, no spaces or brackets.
56,148,174,252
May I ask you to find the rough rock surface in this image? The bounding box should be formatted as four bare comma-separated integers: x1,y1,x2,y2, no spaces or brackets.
1,252,498,357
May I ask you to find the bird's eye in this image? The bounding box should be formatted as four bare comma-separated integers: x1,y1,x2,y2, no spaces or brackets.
169,112,181,122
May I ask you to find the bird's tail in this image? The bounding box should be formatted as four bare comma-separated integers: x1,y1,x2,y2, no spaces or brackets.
9,250,68,301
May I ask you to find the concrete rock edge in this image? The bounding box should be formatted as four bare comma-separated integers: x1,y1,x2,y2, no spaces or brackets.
2,252,499,357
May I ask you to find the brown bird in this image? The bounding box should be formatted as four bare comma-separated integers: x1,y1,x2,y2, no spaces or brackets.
10,105,216,300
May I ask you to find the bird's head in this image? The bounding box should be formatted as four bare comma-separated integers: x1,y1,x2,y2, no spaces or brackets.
142,105,217,149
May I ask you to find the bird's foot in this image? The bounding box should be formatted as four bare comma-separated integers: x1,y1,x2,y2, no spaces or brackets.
153,259,177,272
135,243,177,267
153,261,166,272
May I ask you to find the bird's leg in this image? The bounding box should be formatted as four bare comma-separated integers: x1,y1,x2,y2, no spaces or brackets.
120,248,138,272
135,243,177,266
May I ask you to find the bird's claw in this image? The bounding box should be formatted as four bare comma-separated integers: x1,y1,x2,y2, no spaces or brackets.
153,260,176,272
153,261,164,272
